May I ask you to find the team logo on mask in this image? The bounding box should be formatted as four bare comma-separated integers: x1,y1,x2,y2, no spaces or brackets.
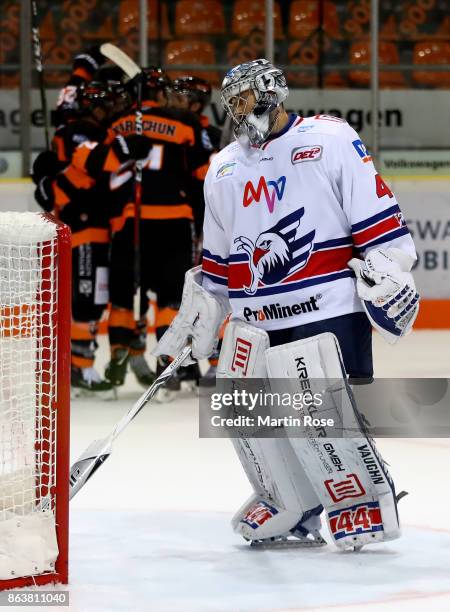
242,176,286,213
234,208,315,295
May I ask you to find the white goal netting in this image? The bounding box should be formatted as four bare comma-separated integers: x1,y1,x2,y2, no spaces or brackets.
0,212,60,580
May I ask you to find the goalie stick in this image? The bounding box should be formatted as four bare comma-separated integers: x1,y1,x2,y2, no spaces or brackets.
68,345,192,501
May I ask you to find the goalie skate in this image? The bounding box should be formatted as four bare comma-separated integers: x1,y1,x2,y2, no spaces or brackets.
249,508,327,549
250,534,326,549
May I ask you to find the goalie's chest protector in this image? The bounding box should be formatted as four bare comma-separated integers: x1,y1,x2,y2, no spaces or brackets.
203,115,365,331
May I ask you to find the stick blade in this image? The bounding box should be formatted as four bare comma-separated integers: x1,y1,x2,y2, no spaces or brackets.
69,437,112,500
100,43,141,79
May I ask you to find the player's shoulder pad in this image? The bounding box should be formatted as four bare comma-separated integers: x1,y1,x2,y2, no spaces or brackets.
288,115,363,159
207,141,240,182
293,114,357,139
65,120,107,149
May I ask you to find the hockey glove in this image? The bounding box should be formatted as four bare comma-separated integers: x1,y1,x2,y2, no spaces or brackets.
348,247,419,344
111,134,152,164
153,266,229,362
32,150,62,184
34,177,55,213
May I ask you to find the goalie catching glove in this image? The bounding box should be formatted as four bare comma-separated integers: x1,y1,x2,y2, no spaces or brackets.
153,266,229,362
348,247,419,344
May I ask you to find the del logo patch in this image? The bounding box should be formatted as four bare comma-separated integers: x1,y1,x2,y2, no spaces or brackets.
291,145,323,164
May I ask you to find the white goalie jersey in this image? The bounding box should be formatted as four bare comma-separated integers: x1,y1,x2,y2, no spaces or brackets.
201,114,416,331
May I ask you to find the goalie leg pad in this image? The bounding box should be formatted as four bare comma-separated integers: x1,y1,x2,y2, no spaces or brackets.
265,332,401,550
219,321,322,540
232,493,308,542
217,320,270,379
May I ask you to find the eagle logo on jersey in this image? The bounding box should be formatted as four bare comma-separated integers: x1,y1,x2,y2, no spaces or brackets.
234,208,316,295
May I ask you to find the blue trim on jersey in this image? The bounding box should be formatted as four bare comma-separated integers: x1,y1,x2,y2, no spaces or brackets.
228,269,354,298
351,205,400,233
229,253,250,263
202,249,229,265
228,238,353,263
313,237,353,250
355,225,410,252
203,271,228,285
265,113,299,142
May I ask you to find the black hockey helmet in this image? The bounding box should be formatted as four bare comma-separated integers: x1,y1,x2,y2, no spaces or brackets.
143,66,171,92
77,81,116,113
126,66,171,103
169,75,212,113
95,65,126,85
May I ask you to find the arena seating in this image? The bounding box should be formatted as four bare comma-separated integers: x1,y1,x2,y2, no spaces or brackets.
413,40,450,87
174,1,225,36
165,39,219,85
289,0,341,40
232,0,284,39
349,41,406,88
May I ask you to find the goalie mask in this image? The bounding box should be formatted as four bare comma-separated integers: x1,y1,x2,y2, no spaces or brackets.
221,58,288,147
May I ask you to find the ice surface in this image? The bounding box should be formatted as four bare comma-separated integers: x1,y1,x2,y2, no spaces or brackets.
10,331,450,611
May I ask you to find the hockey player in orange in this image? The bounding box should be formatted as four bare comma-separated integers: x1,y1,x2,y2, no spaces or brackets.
166,75,225,383
103,68,213,394
33,80,151,397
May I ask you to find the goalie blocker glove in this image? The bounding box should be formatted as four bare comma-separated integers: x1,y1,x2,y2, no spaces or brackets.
153,266,230,362
348,247,419,344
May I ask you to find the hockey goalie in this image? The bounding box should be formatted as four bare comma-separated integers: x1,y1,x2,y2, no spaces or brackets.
154,59,419,550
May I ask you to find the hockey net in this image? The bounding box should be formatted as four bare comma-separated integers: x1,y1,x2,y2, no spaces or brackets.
0,212,70,589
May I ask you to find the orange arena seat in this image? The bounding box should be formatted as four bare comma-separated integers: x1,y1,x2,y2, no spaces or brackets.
380,14,400,41
118,0,171,40
287,40,318,87
227,39,262,65
413,41,450,87
83,16,115,40
433,16,450,40
349,42,406,88
165,40,219,85
289,0,341,40
175,0,225,36
232,0,284,39
286,41,346,88
39,10,56,41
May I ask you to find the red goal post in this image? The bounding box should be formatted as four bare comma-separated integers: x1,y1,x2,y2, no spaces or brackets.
0,212,70,589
